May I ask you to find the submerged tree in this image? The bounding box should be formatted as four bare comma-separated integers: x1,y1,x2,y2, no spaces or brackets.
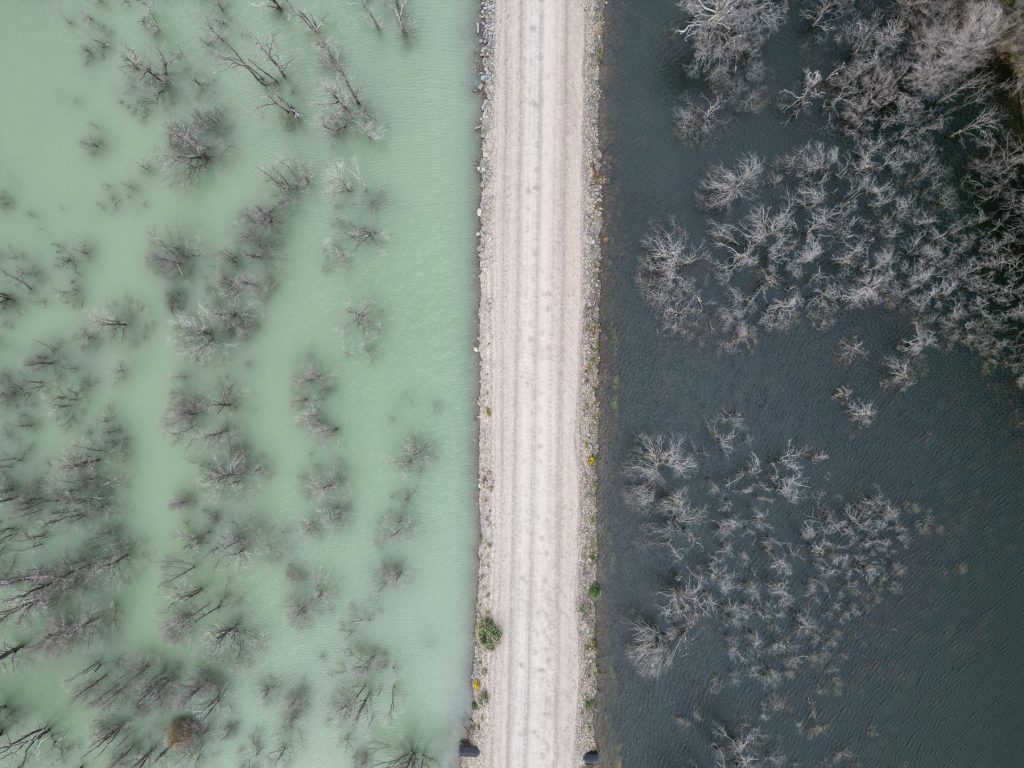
650,0,1024,390
0,717,62,766
162,109,228,184
291,357,339,439
372,740,437,768
620,408,927,726
120,45,181,115
146,229,201,279
675,0,787,111
626,618,681,679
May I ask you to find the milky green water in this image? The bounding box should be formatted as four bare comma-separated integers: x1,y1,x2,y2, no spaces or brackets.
0,2,480,765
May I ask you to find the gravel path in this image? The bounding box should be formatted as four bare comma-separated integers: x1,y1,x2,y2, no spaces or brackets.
471,0,600,765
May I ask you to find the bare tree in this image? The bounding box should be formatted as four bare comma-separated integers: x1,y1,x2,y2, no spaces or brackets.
778,69,825,119
206,616,260,660
882,355,917,391
331,680,383,728
146,229,200,278
362,0,384,31
175,667,226,720
285,2,325,34
906,0,1004,100
0,535,132,625
710,721,788,768
162,110,227,184
320,81,379,139
675,0,786,103
202,445,261,488
34,607,116,654
0,641,26,664
373,743,437,768
376,560,405,591
674,94,727,146
284,681,310,727
83,716,130,760
0,721,59,766
834,336,867,365
80,131,104,155
801,0,846,33
395,435,433,472
120,46,180,114
344,301,384,355
624,433,697,494
164,391,209,439
173,301,259,362
845,399,877,428
696,153,764,211
78,14,114,65
626,618,679,678
392,0,412,39
162,582,232,642
314,38,380,138
260,88,302,121
296,406,339,439
89,299,146,343
138,1,161,36
204,22,280,87
255,34,294,79
260,160,311,197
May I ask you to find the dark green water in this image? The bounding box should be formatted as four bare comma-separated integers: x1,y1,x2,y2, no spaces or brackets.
594,2,1024,766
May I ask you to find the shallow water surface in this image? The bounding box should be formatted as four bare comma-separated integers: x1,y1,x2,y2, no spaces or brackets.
0,2,480,766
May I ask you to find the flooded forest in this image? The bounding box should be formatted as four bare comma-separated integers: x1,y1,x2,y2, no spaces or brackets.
0,2,480,766
597,0,1024,766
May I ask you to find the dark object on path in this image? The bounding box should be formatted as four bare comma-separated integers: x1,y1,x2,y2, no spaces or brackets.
583,751,600,765
459,742,481,758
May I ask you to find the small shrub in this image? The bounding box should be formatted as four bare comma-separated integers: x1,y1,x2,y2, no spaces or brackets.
477,614,502,650
588,582,602,600
472,688,490,709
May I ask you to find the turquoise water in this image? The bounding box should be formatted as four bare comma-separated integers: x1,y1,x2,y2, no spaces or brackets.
0,2,480,766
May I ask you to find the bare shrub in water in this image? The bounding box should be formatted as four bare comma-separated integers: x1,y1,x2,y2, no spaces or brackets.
373,743,438,768
626,618,680,678
674,94,728,146
173,302,260,362
120,46,180,115
291,357,339,439
651,0,1024,389
0,532,133,625
624,433,697,489
845,398,876,428
0,717,61,766
675,0,787,109
162,109,227,185
710,721,789,768
314,38,382,139
146,229,201,279
202,444,262,488
621,410,926,710
89,298,148,344
260,160,312,197
696,153,765,211
204,21,284,89
834,336,867,365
